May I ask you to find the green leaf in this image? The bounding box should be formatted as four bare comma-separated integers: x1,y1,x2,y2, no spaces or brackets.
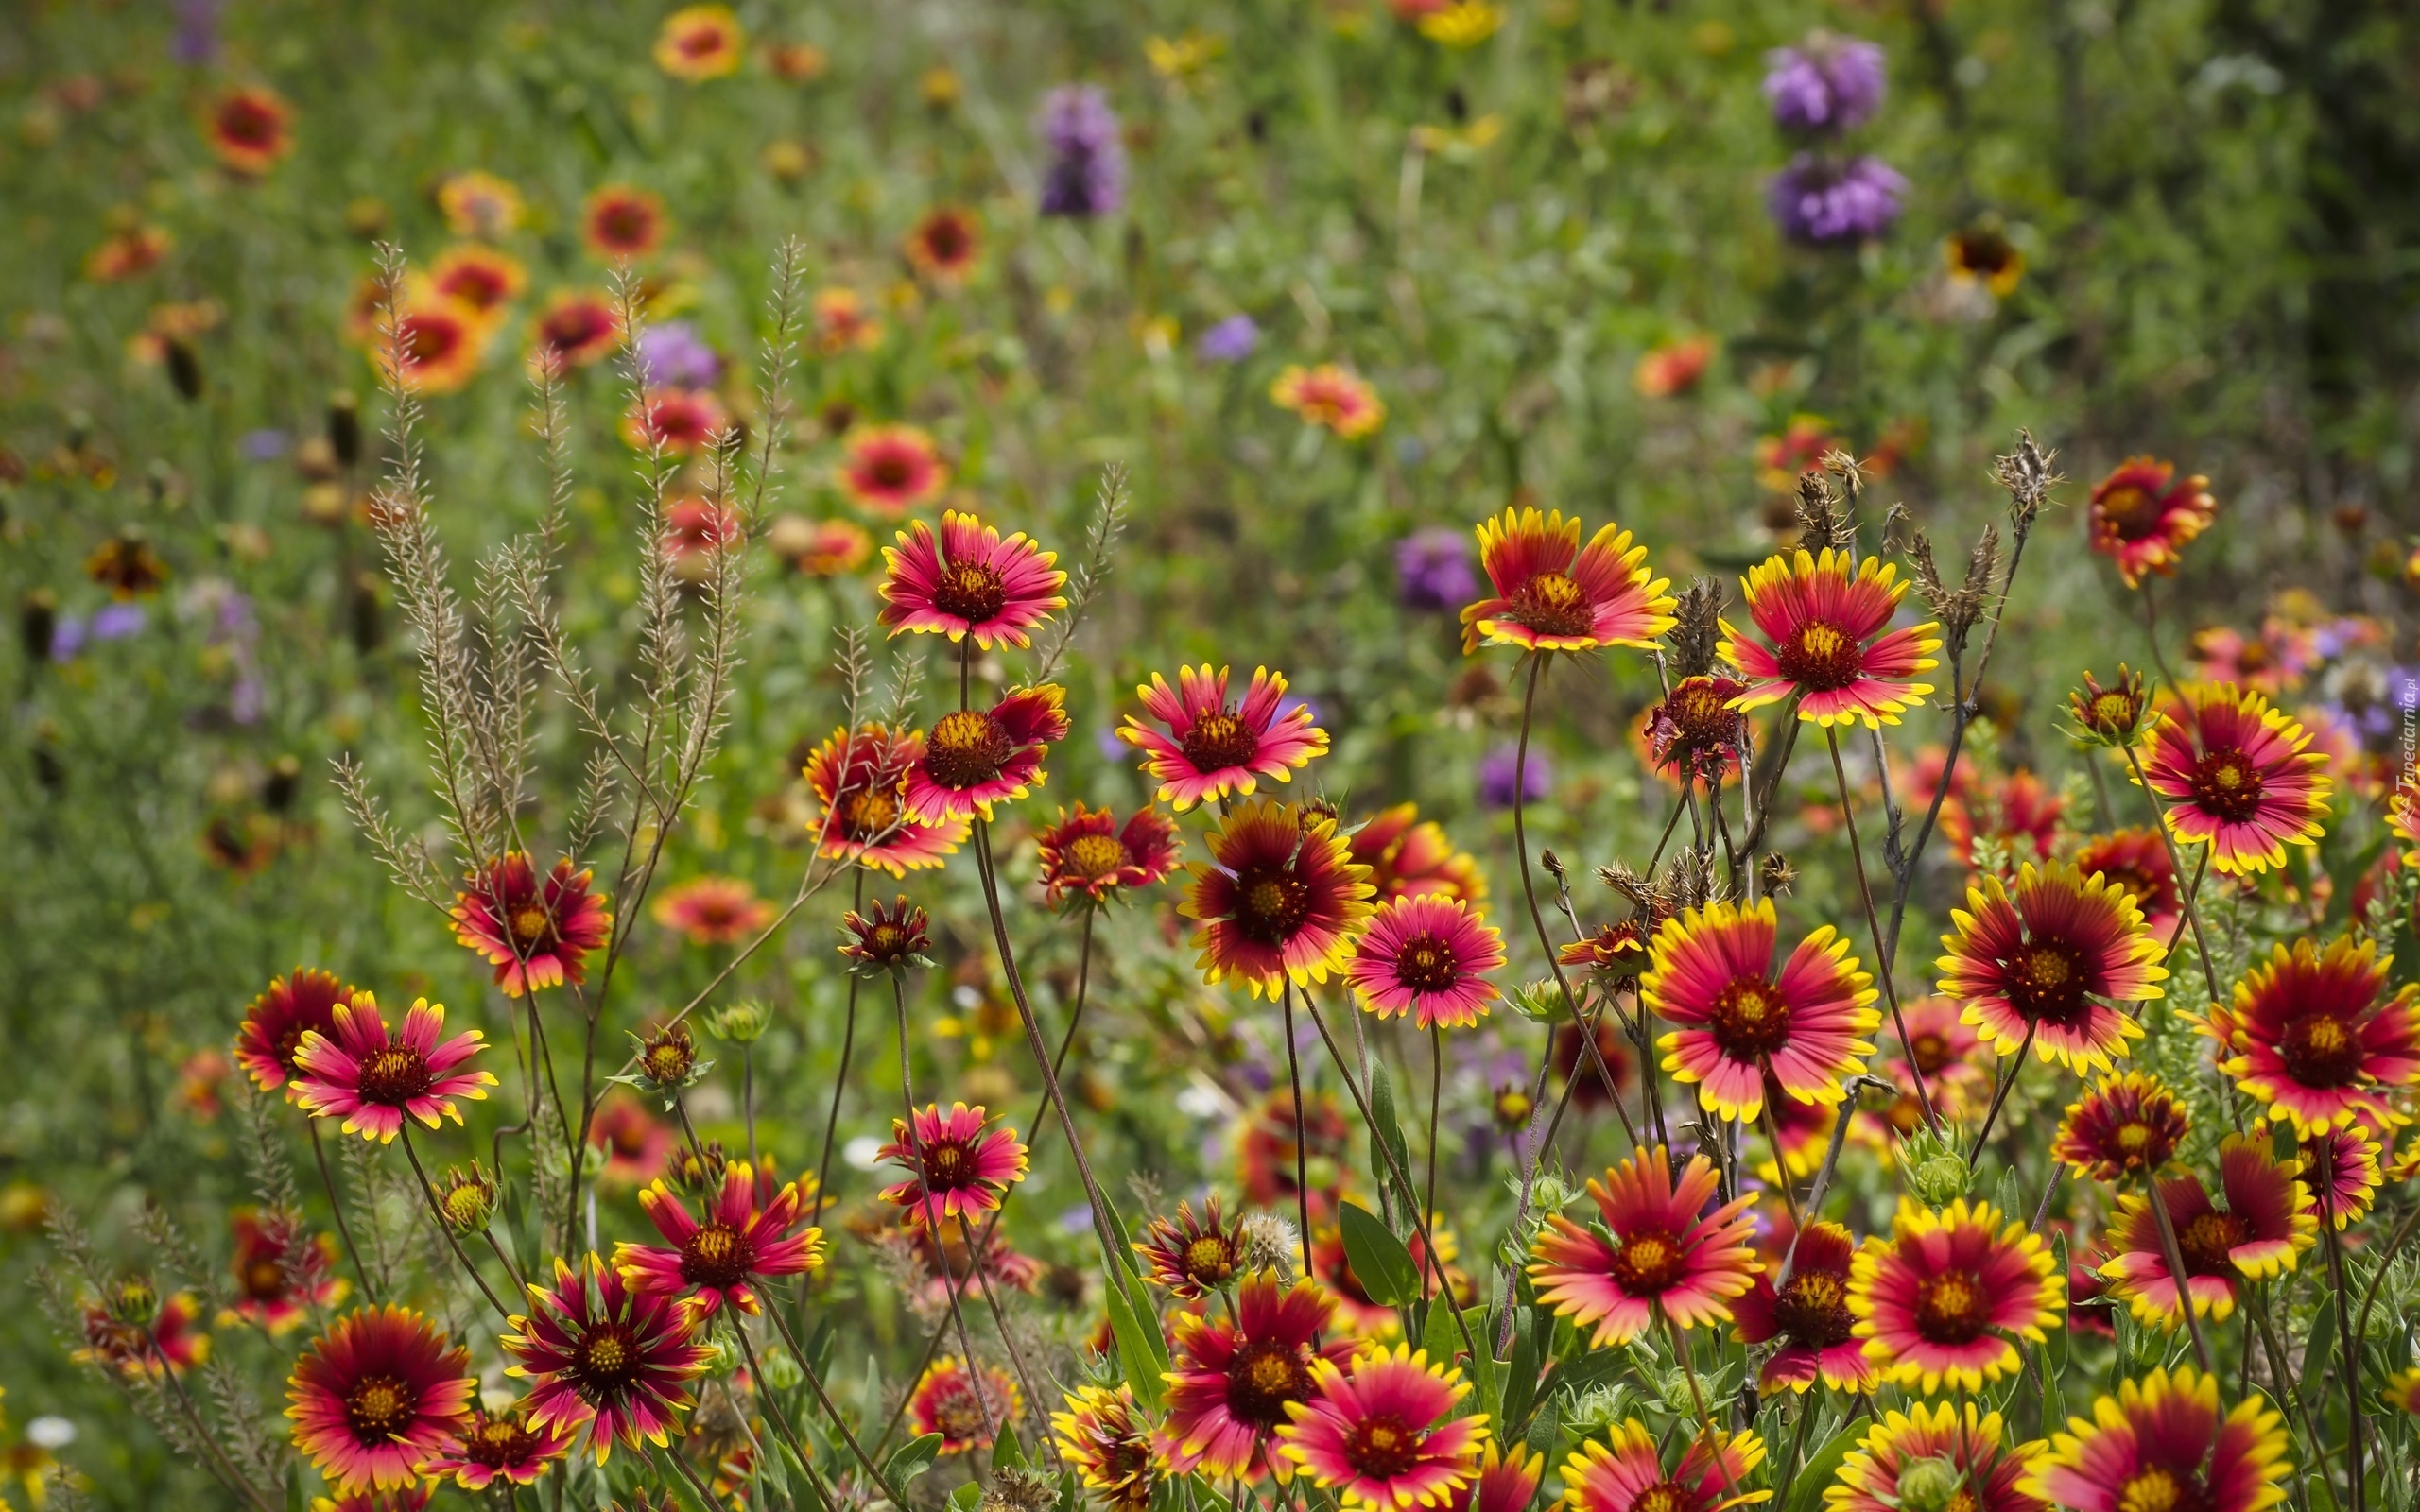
949,1481,984,1512
1782,1420,1867,1512
2306,1292,2339,1386
1523,1390,1562,1465
1126,1270,1170,1371
1368,1063,1414,1209
1104,1271,1168,1414
1097,1190,1138,1277
1503,1308,1540,1433
885,1433,946,1489
994,1423,1027,1470
1339,1200,1421,1307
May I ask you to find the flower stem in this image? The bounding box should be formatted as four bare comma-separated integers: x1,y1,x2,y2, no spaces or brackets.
1966,1018,2038,1161
1281,984,1314,1281
1662,1309,1740,1496
733,1320,845,1507
307,1118,377,1303
759,1301,905,1505
398,1125,511,1323
1824,725,1938,1131
890,975,992,1440
2144,1183,2216,1375
1426,1023,1444,1241
814,868,870,1210
2319,1141,2366,1512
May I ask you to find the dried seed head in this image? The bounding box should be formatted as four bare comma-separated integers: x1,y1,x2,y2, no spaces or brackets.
1793,469,1853,552
1668,576,1725,679
983,1469,1060,1512
1760,852,1798,898
1820,448,1868,502
1595,861,1651,910
1237,1212,1299,1281
1991,428,2063,536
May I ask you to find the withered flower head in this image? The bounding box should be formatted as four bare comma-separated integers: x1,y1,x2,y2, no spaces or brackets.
840,896,935,975
435,1162,499,1233
1820,447,1868,501
1991,428,2061,536
1793,468,1852,551
2067,667,2151,747
1646,675,1751,779
1668,576,1726,679
982,1467,1060,1512
1760,852,1799,898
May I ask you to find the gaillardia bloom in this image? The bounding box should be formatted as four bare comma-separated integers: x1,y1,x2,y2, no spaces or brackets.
1937,862,2165,1072
1183,799,1376,999
1561,1420,1767,1512
503,1255,712,1462
2302,1124,2382,1228
1120,664,1330,813
437,170,523,238
1722,549,1939,728
1348,895,1505,1029
1731,1220,1871,1394
1054,1384,1157,1512
377,298,489,395
77,1282,209,1378
1448,1445,1544,1512
1848,1197,2059,1393
619,1161,824,1317
1135,1196,1248,1298
803,723,969,873
878,1102,1028,1228
422,1407,573,1491
904,684,1069,822
2100,1137,2313,1325
206,87,293,175
1459,507,1675,657
1349,803,1486,905
2087,458,2216,588
837,424,948,515
1162,1275,1352,1482
2054,1073,2189,1184
1270,365,1387,439
285,1306,475,1492
2202,936,2420,1136
1875,995,1993,1113
1829,1402,2046,1512
1035,803,1183,906
291,994,494,1143
2068,666,2152,748
529,290,625,369
582,184,666,262
1278,1346,1488,1510
909,1356,1019,1455
1643,898,1878,1122
654,4,743,79
2138,684,2330,877
427,243,525,322
2382,1368,2420,1417
451,853,611,997
878,510,1065,648
235,968,353,1096
649,874,774,947
1529,1145,1761,1347
838,895,934,974
2030,1367,2290,1512
619,388,728,455
904,206,982,284
1944,226,2026,298
1647,675,1753,782
226,1209,344,1333
2071,827,2180,941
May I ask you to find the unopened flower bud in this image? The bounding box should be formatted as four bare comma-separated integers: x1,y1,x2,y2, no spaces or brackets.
1894,1455,1964,1512
839,896,933,976
703,1001,769,1044
105,1274,160,1325
435,1162,499,1233
2068,666,2151,747
1910,1152,1971,1208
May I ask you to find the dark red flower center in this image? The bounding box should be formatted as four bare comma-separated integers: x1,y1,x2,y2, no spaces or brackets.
1343,1413,1422,1480
921,217,972,264
931,1379,992,1439
1656,679,1739,760
1951,231,2017,278
401,313,464,366
2097,485,2155,539
2097,864,2163,911
2188,747,2266,822
1631,1483,1689,1512
1908,1032,1952,1074
1062,832,1129,880
1225,1340,1314,1428
1913,1267,1990,1344
932,559,1007,624
1231,863,1313,946
219,100,280,147
1708,976,1793,1059
344,1372,415,1444
544,305,614,353
357,1045,434,1106
925,709,1013,790
1774,1269,1854,1347
2278,1012,2364,1088
243,1257,287,1301
2176,1211,2248,1276
467,1417,536,1466
1392,932,1462,994
923,1138,973,1188
1775,619,1863,692
273,1023,313,1074
597,204,652,248
1606,1228,1686,1297
1182,708,1260,772
1509,571,1593,638
839,783,902,840
683,1220,756,1289
678,24,726,58
570,1323,642,1403
2113,1465,2214,1512
2006,938,2092,1027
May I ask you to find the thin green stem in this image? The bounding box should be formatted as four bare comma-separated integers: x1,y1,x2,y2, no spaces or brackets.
399,1125,511,1322
1825,725,1937,1130
307,1118,376,1303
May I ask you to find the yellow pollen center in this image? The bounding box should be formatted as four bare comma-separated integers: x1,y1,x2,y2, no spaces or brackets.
1247,1354,1296,1394
1800,624,1847,658
584,1334,629,1373
2117,1123,2152,1151
1634,1486,1687,1512
511,906,550,942
1064,833,1128,879
2118,1468,2183,1512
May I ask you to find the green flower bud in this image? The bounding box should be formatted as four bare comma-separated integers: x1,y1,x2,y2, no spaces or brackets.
1894,1454,1964,1512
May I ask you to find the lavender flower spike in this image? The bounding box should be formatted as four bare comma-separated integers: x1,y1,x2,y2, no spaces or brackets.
1763,32,1887,134
1036,85,1127,218
1768,154,1907,245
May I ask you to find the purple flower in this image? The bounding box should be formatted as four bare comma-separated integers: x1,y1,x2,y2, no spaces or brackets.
1763,34,1887,134
241,429,288,461
635,321,723,389
1036,85,1126,218
1094,724,1129,764
1478,742,1549,810
92,603,148,641
172,0,220,64
1394,528,1476,612
1196,314,1259,363
1768,154,1907,245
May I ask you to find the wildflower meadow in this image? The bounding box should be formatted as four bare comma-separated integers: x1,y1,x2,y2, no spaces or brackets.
6,3,2420,1512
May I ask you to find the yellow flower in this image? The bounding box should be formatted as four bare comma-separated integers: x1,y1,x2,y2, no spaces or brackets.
1418,1,1504,46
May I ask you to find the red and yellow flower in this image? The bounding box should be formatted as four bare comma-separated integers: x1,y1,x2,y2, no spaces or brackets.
803,722,969,873
618,1160,824,1317
1936,862,2165,1072
2087,458,2216,588
1873,995,1992,1117
2100,1137,2313,1325
878,1102,1028,1228
437,171,523,238
1270,365,1387,439
84,223,171,283
1460,507,1675,657
421,1408,573,1491
1184,799,1375,998
2381,1369,2420,1417
76,1282,208,1378
1121,664,1330,813
1530,1145,1761,1346
528,290,624,369
1634,335,1714,399
1236,1090,1351,1218
1732,1219,1870,1394
1135,1197,1247,1298
291,993,494,1143
450,852,613,997
2201,936,2420,1136
1643,898,1877,1122
1848,1197,2059,1393
649,875,773,947
375,298,489,395
905,206,982,284
206,87,293,175
1053,1385,1157,1512
1348,895,1504,1029
1035,803,1183,907
427,244,525,323
1161,1275,1353,1482
2053,1073,2189,1184
1561,1420,1767,1512
1646,675,1753,784
2137,684,2330,876
910,1355,1020,1455
836,424,948,515
878,510,1065,649
1829,1402,2045,1512
285,1306,475,1492
1447,1446,1543,1512
620,387,728,455
812,286,884,352
236,968,354,1096
2028,1367,2290,1512
503,1254,712,1461
1722,549,1939,728
1348,803,1486,905
226,1209,344,1334
655,4,744,79
582,184,666,262
2072,828,2181,941
1277,1346,1488,1510
903,685,1069,823
2301,1123,2382,1229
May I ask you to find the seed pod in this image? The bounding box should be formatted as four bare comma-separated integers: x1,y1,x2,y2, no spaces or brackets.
326,390,361,467
164,337,204,401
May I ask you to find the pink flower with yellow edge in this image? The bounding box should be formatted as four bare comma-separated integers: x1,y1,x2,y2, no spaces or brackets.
1750,1075,1836,1184
878,1102,1028,1228
1459,507,1676,657
2053,1073,2189,1185
878,510,1065,649
2087,457,2215,588
428,244,525,322
77,1282,208,1378
1183,799,1375,999
1445,1445,1543,1512
1561,1420,1768,1512
1940,767,2064,872
2136,683,2331,877
1053,1384,1157,1511
2072,828,2181,941
376,298,489,395
1936,862,2165,1073
450,853,613,997
1119,663,1329,812
503,1255,712,1463
1828,1401,2046,1512
421,1408,573,1491
650,874,774,947
1348,802,1487,905
1642,897,1878,1123
285,1306,475,1493
1270,364,1386,438
903,685,1069,823
620,387,728,455
1732,1218,1870,1394
2202,936,2420,1137
2300,1124,2381,1230
1721,548,1939,728
1528,1145,1760,1347
437,170,522,238
291,993,494,1143
226,1208,345,1334
1874,995,1993,1114
1161,1275,1355,1483
235,968,353,1098
529,289,624,370
905,207,983,284
910,1355,1019,1455
1035,803,1184,908
206,87,293,176
837,424,949,515
1347,895,1505,1029
1848,1197,2058,1394
617,1161,825,1318
2027,1367,2290,1512
1278,1346,1488,1511
2100,1136,2312,1326
802,723,969,874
